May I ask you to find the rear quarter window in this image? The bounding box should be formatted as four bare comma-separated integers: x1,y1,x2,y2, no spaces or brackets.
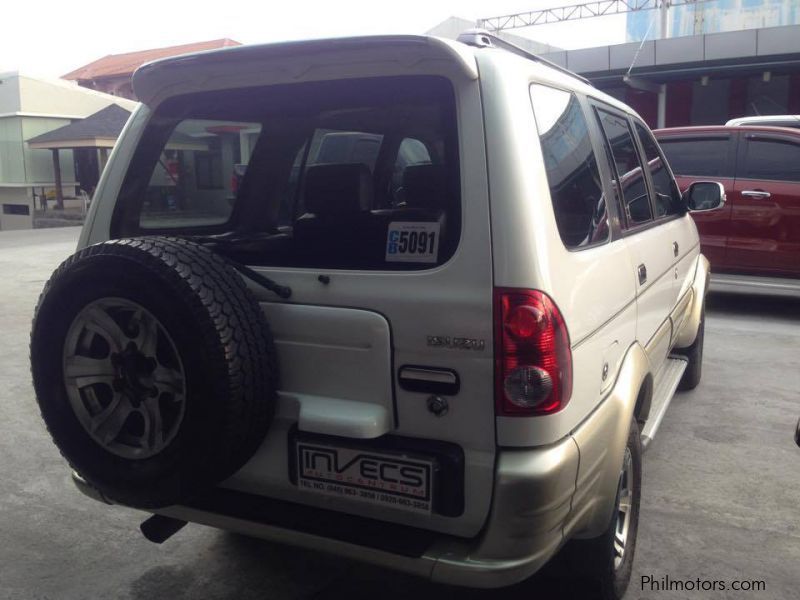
530,85,609,249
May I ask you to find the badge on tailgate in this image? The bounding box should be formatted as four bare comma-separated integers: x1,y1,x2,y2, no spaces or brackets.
295,440,434,514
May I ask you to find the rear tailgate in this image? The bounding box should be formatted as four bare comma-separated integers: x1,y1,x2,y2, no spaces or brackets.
114,38,497,538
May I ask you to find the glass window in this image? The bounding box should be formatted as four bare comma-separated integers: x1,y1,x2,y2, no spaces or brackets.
390,138,432,202
634,123,682,218
596,109,652,227
311,130,383,171
740,138,800,182
531,85,609,249
115,75,460,271
397,138,431,167
140,120,261,229
657,137,732,177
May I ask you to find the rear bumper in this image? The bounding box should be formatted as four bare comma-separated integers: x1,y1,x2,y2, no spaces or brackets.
72,430,579,588
429,437,579,586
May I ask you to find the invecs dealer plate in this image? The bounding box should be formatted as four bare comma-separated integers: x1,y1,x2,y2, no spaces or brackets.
295,441,434,514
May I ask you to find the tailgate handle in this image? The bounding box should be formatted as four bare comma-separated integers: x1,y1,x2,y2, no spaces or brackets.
398,366,460,396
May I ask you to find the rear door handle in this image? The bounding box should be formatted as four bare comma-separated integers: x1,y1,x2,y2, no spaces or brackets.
741,190,771,198
637,264,647,285
673,241,679,257
398,366,460,395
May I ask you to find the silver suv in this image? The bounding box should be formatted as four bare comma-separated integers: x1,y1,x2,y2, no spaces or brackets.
30,32,722,599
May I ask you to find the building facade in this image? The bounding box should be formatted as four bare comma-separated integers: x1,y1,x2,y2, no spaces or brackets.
540,23,800,129
427,11,800,131
0,73,136,230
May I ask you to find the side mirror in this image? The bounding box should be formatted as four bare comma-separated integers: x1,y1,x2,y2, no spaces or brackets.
683,181,726,212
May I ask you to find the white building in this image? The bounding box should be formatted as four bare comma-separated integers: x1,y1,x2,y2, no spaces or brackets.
0,73,136,230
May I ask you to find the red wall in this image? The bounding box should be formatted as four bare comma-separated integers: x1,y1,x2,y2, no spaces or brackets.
600,72,800,129
728,78,748,119
789,74,800,114
665,81,692,127
624,89,658,127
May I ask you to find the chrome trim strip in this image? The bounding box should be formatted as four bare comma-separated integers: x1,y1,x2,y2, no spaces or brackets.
572,297,636,350
741,190,771,198
644,317,672,357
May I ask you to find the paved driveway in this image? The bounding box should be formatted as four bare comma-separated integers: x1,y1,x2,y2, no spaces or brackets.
1,227,798,599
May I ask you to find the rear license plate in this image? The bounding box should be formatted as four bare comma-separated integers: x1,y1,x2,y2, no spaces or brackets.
294,440,434,514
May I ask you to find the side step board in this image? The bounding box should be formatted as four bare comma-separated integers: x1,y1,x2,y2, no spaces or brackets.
641,356,687,450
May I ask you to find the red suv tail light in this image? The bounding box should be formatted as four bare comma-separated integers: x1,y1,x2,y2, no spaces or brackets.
494,288,572,416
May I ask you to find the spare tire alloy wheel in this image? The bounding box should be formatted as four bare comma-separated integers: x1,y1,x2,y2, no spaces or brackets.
31,237,278,509
63,298,186,460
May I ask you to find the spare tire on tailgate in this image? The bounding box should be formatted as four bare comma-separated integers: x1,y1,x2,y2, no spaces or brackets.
30,237,278,508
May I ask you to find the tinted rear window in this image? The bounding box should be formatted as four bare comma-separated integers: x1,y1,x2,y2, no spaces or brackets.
657,137,732,177
113,76,460,270
740,137,800,182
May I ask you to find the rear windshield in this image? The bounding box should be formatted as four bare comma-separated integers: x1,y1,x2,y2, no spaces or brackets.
113,76,461,270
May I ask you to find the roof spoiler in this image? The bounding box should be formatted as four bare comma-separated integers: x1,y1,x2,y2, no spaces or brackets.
132,35,479,105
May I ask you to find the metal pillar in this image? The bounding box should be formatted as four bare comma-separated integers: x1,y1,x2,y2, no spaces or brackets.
657,84,667,128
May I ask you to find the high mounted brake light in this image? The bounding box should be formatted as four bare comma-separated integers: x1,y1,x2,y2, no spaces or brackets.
494,288,572,416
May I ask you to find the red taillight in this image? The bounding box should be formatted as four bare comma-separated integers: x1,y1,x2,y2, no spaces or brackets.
494,288,572,416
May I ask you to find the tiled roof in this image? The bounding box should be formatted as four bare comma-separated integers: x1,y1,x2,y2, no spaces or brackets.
63,39,241,81
27,104,132,144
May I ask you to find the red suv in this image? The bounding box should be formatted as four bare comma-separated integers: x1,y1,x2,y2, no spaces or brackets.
655,125,800,295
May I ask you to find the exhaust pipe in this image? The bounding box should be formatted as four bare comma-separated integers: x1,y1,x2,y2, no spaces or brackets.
140,514,187,544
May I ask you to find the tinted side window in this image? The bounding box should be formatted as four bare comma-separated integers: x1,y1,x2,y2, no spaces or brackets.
635,123,682,218
740,138,800,182
596,109,652,226
531,85,609,249
657,137,732,177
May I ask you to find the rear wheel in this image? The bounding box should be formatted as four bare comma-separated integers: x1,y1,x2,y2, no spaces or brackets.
675,304,705,391
564,418,642,600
